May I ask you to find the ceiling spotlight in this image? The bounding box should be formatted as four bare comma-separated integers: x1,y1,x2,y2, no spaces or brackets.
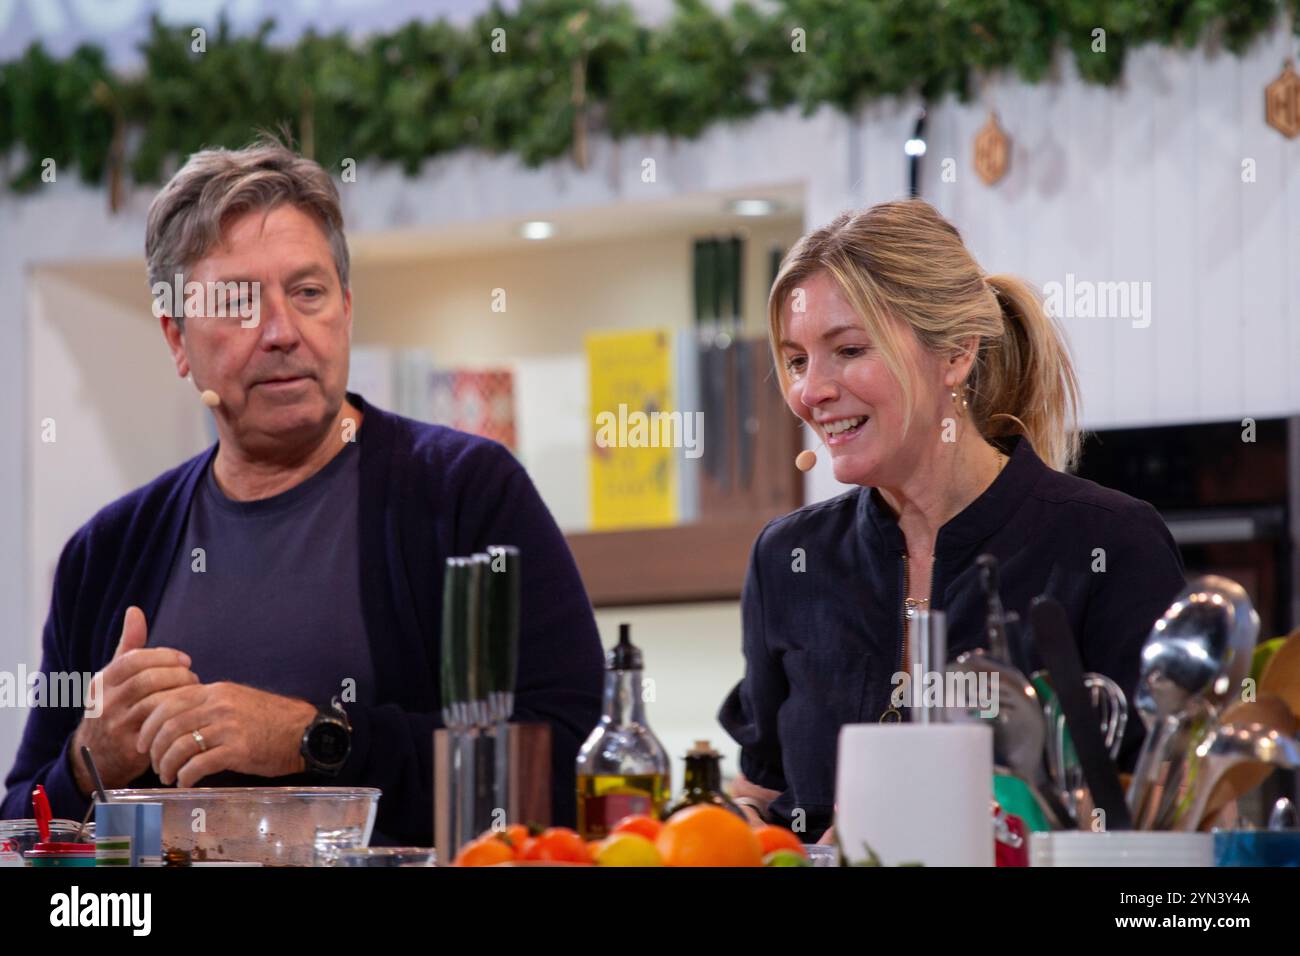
728,198,777,217
907,107,929,197
520,221,555,240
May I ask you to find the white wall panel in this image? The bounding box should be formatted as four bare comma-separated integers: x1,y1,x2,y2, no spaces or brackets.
1149,43,1202,424
1240,30,1293,420
1109,48,1159,427
1194,50,1246,420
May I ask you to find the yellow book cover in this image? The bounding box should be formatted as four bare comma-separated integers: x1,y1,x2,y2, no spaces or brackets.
587,329,677,530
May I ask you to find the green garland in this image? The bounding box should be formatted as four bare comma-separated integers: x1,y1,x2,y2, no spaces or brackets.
0,0,1296,195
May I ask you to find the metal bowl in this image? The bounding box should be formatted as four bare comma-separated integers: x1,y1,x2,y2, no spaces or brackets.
107,787,380,866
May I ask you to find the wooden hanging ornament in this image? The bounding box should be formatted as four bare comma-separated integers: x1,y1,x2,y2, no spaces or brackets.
93,80,126,214
1265,59,1300,139
569,10,590,170
973,112,1010,186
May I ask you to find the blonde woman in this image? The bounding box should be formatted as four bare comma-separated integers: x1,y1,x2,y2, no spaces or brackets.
718,199,1184,841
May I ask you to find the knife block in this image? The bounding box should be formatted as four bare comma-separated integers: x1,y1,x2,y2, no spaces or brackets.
434,722,551,864
697,337,803,520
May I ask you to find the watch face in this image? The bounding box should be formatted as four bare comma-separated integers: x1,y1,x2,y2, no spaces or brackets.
310,722,350,765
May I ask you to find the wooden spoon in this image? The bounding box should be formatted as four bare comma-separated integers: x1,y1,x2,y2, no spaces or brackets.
1260,629,1300,722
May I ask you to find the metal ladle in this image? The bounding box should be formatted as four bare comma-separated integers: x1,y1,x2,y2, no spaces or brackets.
1174,701,1300,831
1268,797,1298,831
1045,673,1128,825
1128,576,1258,830
947,650,1070,828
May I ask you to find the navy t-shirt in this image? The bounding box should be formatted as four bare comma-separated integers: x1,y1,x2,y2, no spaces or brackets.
149,438,375,747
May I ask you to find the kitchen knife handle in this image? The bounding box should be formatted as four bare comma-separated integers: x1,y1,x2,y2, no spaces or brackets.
441,558,473,721
1030,596,1134,831
483,545,521,704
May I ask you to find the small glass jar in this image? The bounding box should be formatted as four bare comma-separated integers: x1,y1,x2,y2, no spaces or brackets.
25,842,97,867
336,847,437,867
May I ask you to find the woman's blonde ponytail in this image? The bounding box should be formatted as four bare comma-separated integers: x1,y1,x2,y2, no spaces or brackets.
975,274,1081,472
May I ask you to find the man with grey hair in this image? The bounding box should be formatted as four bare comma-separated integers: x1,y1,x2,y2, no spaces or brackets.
2,138,605,843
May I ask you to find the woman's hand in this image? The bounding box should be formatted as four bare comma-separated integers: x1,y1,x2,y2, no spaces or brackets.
729,769,782,825
737,804,766,827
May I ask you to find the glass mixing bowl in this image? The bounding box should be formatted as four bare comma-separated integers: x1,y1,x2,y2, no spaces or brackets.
108,787,380,866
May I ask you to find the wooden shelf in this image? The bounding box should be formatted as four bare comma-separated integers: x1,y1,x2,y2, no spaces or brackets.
566,513,781,607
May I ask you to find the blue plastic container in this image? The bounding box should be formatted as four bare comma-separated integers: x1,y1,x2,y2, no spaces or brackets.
1214,830,1300,866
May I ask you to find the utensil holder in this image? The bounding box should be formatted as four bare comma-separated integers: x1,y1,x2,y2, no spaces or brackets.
1030,831,1212,866
434,722,551,863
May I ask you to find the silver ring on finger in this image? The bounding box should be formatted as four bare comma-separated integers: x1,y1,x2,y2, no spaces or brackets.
191,729,208,753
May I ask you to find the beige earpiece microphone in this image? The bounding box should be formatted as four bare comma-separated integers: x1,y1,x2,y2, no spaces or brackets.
188,374,221,408
795,441,825,472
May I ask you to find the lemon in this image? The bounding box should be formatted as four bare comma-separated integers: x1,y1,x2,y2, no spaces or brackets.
594,832,663,867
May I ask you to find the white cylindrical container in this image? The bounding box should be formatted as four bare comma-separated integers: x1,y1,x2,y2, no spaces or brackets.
1030,831,1213,867
835,723,994,867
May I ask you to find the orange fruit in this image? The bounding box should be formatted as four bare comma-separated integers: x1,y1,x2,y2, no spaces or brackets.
469,824,534,859
521,827,592,863
453,837,515,867
612,814,663,842
656,805,764,867
754,825,807,858
502,824,531,858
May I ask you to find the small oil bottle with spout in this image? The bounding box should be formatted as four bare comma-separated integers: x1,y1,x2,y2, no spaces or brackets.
664,740,747,820
575,623,671,839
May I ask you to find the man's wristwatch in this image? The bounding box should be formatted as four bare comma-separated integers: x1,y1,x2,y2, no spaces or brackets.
300,696,352,776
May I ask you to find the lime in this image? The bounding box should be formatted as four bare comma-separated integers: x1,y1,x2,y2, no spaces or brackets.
1252,637,1286,685
763,849,811,867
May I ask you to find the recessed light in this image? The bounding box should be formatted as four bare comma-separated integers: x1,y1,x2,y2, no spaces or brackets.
728,198,777,217
519,221,555,240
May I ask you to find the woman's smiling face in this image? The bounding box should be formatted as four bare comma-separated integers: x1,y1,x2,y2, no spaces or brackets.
779,270,942,487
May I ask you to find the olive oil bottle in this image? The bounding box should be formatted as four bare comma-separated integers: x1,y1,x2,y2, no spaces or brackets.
575,623,670,839
664,740,747,820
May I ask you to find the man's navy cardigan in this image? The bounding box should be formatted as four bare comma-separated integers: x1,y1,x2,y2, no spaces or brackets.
1,393,605,842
